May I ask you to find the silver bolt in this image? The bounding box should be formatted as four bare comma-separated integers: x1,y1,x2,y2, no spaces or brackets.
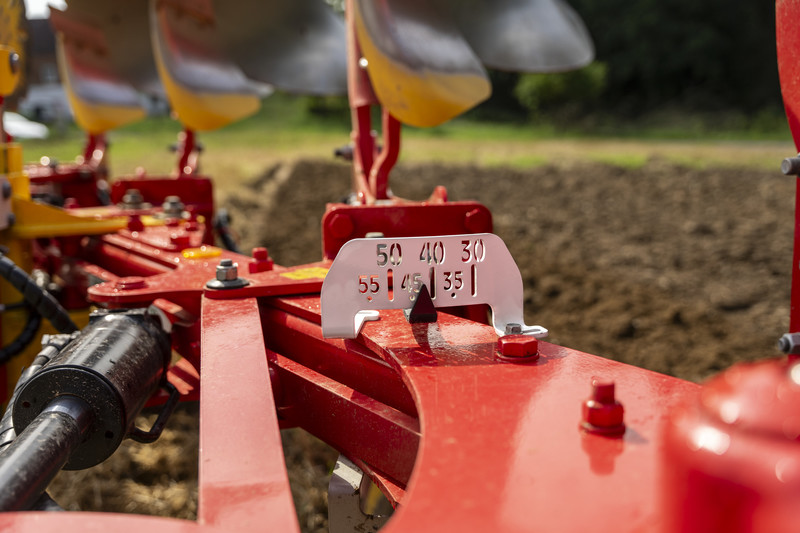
783,156,800,176
505,323,523,335
122,189,144,208
162,195,184,217
779,333,800,354
216,259,238,281
9,52,19,75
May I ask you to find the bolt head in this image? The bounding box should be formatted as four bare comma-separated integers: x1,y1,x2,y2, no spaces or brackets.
127,215,144,232
328,213,354,240
170,233,191,248
581,378,625,435
122,189,144,207
216,259,238,281
779,333,800,355
9,52,19,74
464,208,491,233
497,334,539,359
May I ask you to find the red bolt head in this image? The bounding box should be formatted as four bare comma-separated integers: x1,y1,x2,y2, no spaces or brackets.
249,247,274,273
115,276,147,291
127,215,144,232
63,197,80,210
327,213,354,239
497,335,539,359
581,378,625,436
170,233,191,249
464,208,491,233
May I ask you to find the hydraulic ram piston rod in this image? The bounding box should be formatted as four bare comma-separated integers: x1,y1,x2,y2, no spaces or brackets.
0,396,92,511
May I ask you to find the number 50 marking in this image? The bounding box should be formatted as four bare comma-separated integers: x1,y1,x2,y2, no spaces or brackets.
377,243,403,267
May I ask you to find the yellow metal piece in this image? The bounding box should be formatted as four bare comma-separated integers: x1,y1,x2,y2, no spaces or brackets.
0,0,26,97
56,34,146,134
353,3,490,128
0,143,23,179
151,2,261,131
281,267,329,281
8,198,129,239
0,46,20,96
183,245,223,260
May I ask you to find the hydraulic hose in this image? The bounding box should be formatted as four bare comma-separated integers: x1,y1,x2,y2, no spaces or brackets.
0,308,41,364
214,208,240,253
0,254,78,335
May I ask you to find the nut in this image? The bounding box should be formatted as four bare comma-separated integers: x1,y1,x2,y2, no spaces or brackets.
497,334,539,359
581,378,625,436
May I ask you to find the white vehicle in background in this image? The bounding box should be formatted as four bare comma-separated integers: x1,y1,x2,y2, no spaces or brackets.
3,111,48,139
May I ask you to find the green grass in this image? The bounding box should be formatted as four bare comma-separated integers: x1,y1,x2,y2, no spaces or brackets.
17,94,797,186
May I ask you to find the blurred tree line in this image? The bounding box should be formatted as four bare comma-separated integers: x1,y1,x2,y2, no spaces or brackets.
489,0,781,120
312,1,782,123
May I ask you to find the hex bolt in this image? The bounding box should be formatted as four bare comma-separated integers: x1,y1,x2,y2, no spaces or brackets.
216,259,238,281
505,323,522,335
778,333,800,355
162,196,185,218
207,258,250,290
121,189,144,209
127,215,144,232
1,181,11,199
581,378,625,436
249,247,274,274
8,52,19,75
497,334,539,360
782,156,800,176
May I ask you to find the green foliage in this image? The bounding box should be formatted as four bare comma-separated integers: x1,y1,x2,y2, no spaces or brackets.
303,95,350,121
514,62,607,117
569,0,780,115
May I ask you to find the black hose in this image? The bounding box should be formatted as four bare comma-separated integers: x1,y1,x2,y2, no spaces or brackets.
0,309,41,365
214,208,240,253
0,254,77,334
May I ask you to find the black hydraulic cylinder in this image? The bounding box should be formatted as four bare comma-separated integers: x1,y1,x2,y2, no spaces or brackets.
12,308,170,470
0,396,92,511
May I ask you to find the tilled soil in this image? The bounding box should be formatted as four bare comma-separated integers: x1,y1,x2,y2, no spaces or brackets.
49,158,795,530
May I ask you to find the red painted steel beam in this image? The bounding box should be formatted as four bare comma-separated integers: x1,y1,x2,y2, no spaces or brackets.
777,0,800,333
272,352,420,485
197,297,298,530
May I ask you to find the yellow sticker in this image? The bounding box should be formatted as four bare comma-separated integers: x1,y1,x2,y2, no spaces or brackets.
281,267,329,281
182,246,223,260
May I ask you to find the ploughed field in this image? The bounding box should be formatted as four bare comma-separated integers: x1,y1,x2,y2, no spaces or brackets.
49,159,793,531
